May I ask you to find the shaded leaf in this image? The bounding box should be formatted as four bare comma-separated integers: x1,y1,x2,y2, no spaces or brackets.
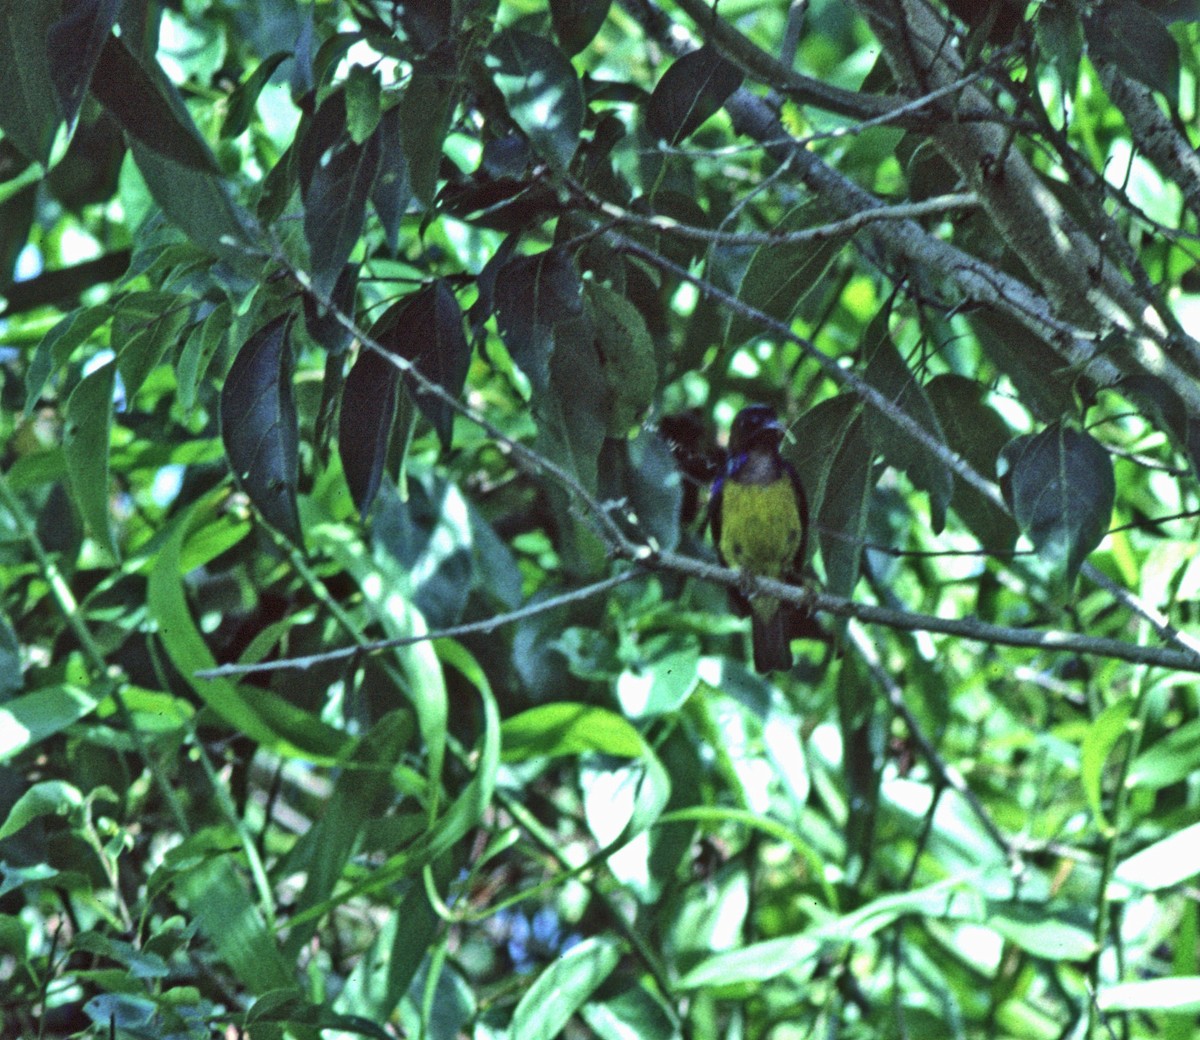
861,317,953,533
399,47,456,207
0,685,101,762
48,0,120,125
486,28,584,171
220,315,302,543
27,303,113,413
221,51,290,139
646,44,743,145
726,200,849,347
1085,1,1179,104
0,781,84,842
586,281,657,436
370,105,411,253
551,0,613,55
0,2,61,163
339,345,399,520
1035,0,1083,89
998,422,1114,586
90,34,222,173
493,248,585,394
64,359,118,559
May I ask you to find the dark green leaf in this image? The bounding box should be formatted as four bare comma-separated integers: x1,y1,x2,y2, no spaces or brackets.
486,28,584,171
64,359,118,559
371,106,411,254
551,0,613,55
339,344,399,520
221,51,290,139
90,34,222,173
926,374,1018,552
586,281,657,435
1035,0,1083,89
968,307,1074,420
48,0,120,125
220,315,302,543
646,44,743,145
398,48,456,207
726,200,849,347
302,113,380,297
0,685,101,761
344,63,382,144
0,181,36,290
0,2,61,163
1114,373,1200,479
1085,1,1179,103
861,318,953,533
998,422,1114,586
493,248,585,395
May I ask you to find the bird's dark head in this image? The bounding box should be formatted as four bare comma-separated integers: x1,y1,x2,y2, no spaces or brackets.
728,405,784,455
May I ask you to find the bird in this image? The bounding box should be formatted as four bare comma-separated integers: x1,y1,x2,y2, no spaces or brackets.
708,405,810,673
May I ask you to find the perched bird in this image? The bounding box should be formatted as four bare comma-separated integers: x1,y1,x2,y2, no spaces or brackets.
708,405,809,673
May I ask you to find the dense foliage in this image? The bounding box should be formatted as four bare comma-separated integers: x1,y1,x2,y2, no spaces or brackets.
3,0,1200,1036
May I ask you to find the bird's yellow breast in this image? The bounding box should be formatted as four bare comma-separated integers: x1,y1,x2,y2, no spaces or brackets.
718,479,803,579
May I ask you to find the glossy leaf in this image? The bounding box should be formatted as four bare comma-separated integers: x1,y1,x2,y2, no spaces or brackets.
493,248,586,395
998,422,1114,586
725,200,849,347
0,2,61,163
221,51,290,139
64,359,118,558
486,28,584,171
510,936,622,1040
90,34,222,173
339,344,398,520
550,0,613,55
220,315,302,543
646,44,743,145
862,319,953,533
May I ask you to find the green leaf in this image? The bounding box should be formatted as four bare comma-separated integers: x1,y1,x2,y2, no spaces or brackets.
998,422,1114,586
493,248,586,395
220,315,302,543
47,0,120,125
986,903,1097,960
0,1,62,163
344,63,382,145
502,703,645,762
581,984,676,1040
510,936,622,1040
302,102,381,297
64,359,118,559
339,344,399,520
1127,718,1200,791
646,44,743,145
378,280,471,451
398,50,456,207
90,34,222,173
0,780,83,841
861,316,953,533
1097,977,1200,1013
1035,0,1083,89
486,28,584,171
0,685,101,761
926,374,1018,552
550,0,613,55
1085,1,1179,104
725,200,848,348
116,302,190,401
680,933,820,989
1080,695,1133,832
173,854,295,995
221,51,290,139
147,494,350,761
587,281,658,436
370,106,411,253
1115,821,1200,891
23,306,111,413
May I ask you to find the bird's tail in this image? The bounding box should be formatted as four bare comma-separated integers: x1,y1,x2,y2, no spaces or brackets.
752,600,792,673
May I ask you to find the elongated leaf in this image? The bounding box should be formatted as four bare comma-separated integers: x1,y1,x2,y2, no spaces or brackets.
0,780,84,842
220,315,302,543
1128,718,1200,791
551,0,613,55
339,345,399,519
0,685,101,761
48,0,120,125
398,48,456,207
510,937,622,1040
64,359,118,558
1115,821,1200,891
998,422,1114,586
1085,1,1179,104
370,106,411,254
502,703,645,762
726,200,849,347
0,2,61,163
221,51,290,139
586,282,657,436
486,28,584,171
646,44,743,145
1080,695,1133,832
680,933,820,989
1098,977,1200,1013
493,248,586,394
861,319,952,533
90,34,221,173
378,280,470,450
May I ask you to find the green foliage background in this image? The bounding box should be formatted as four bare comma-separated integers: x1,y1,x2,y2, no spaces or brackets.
2,0,1200,1036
